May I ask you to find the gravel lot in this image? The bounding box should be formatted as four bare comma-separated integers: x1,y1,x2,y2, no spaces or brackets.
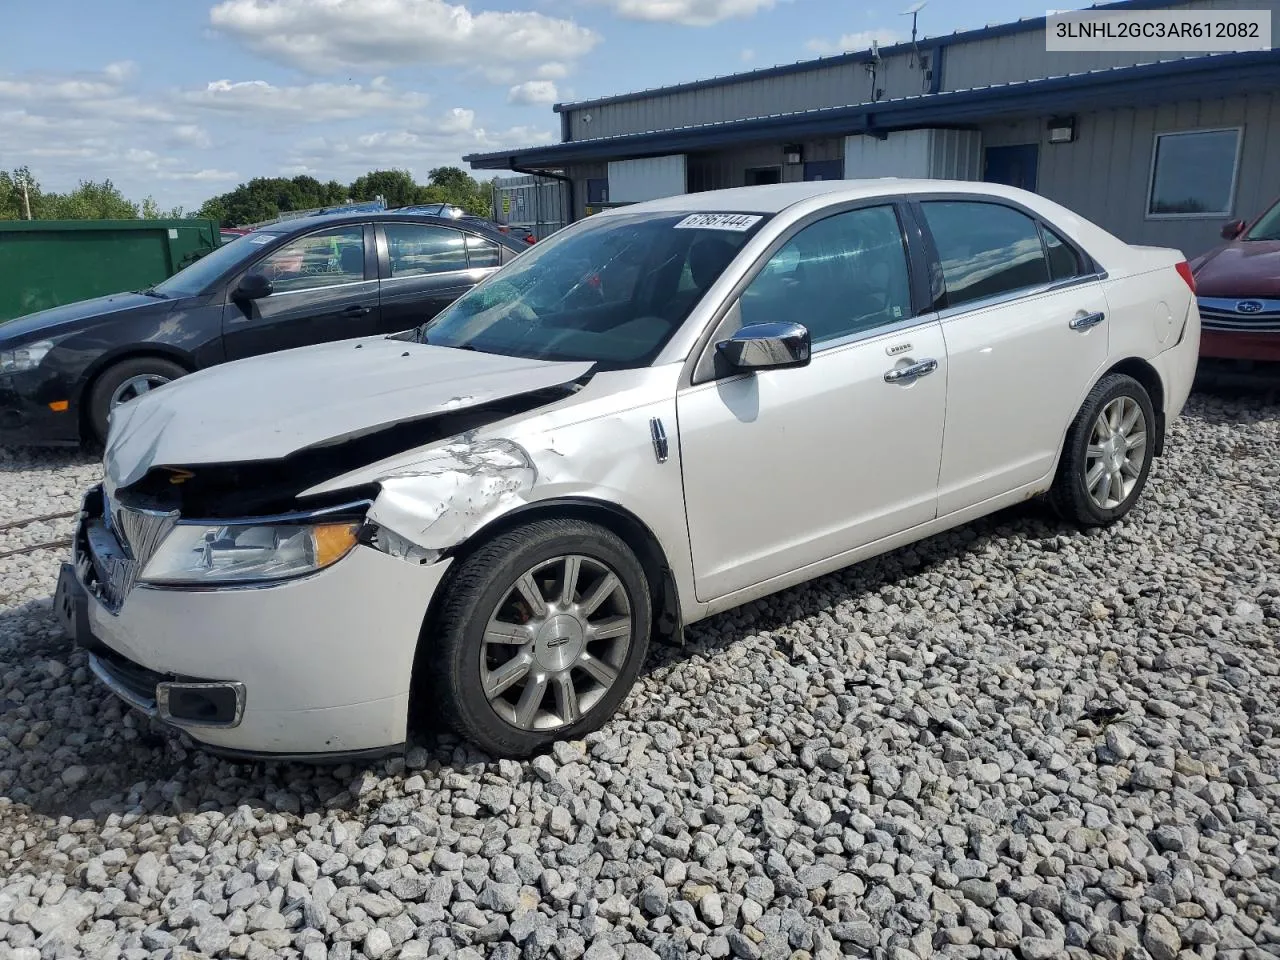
1,386,1277,960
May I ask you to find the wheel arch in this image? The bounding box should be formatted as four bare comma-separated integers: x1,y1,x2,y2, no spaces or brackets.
77,347,198,441
405,496,684,737
1103,356,1166,457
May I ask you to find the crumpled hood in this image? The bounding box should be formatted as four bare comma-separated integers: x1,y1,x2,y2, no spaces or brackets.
104,336,593,489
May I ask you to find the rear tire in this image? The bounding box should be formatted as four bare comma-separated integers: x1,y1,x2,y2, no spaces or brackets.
1049,373,1156,526
86,357,187,446
427,518,651,758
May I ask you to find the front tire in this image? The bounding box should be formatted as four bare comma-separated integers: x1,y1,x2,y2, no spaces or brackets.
86,356,187,446
1049,372,1156,526
428,518,651,757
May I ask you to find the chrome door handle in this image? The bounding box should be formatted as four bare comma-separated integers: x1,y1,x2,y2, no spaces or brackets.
884,358,938,383
1069,311,1105,330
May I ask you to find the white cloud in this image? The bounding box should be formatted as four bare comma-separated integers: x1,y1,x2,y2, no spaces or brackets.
103,61,138,82
508,80,558,106
209,0,599,73
178,78,430,121
169,124,213,149
602,0,773,27
287,109,555,180
740,48,755,61
806,28,901,55
535,62,569,80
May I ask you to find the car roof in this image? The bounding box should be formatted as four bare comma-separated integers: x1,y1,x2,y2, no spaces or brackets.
608,178,1048,215
251,210,521,247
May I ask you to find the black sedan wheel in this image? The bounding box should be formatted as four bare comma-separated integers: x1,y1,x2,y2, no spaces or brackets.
86,357,187,446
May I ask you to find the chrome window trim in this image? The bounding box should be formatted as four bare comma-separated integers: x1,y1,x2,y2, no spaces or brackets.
935,271,1108,322
259,277,377,297
381,268,488,285
809,312,942,355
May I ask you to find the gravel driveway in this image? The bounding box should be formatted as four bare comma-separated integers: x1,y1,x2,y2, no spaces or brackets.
1,388,1277,960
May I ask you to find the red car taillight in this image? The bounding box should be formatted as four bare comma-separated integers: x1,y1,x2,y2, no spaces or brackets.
1175,260,1196,294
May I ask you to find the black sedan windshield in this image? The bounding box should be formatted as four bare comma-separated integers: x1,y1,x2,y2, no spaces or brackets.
152,230,284,298
414,211,767,367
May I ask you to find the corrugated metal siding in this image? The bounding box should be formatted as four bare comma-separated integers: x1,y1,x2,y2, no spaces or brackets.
564,0,1279,141
493,176,569,236
979,92,1280,257
845,130,933,178
844,129,982,179
608,155,688,202
567,51,931,141
943,0,1280,91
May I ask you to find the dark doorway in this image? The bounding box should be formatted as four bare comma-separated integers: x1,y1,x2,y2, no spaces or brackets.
983,144,1039,192
803,159,844,181
745,167,782,186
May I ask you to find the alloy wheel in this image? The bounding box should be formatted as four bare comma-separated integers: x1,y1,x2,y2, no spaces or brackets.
480,554,633,731
1084,395,1147,510
110,374,171,410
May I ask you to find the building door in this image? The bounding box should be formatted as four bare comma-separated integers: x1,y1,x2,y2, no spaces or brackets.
803,159,844,181
745,167,782,185
983,144,1039,192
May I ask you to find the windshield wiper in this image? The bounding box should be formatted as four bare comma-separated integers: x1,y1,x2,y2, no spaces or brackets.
133,287,168,299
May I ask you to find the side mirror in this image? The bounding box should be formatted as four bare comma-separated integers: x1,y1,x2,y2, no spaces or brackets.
234,272,273,301
1221,219,1247,240
716,321,811,372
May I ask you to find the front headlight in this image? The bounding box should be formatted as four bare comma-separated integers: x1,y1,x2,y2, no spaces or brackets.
139,520,361,585
0,339,54,375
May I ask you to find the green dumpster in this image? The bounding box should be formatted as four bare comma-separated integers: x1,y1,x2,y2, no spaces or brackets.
0,218,220,323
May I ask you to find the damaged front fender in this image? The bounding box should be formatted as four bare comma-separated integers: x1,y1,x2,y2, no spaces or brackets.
366,438,538,552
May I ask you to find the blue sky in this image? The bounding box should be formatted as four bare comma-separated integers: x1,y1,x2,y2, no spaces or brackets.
2,0,1072,210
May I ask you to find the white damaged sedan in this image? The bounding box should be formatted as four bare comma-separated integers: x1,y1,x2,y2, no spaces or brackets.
55,180,1201,760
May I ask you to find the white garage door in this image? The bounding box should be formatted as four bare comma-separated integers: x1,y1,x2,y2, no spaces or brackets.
608,156,687,203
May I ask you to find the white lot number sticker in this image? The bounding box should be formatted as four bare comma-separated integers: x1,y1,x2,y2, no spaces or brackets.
250,234,273,244
674,213,762,231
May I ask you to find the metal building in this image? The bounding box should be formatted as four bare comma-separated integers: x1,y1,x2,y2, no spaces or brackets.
466,0,1280,258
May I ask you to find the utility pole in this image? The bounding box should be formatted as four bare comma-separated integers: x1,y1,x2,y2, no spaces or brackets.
18,172,32,220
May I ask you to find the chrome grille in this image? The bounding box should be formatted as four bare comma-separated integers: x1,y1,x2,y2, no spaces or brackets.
1198,297,1280,333
98,492,178,609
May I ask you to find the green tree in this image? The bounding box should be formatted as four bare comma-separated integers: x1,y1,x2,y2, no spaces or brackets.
348,169,418,208
45,179,139,219
141,196,186,219
0,167,43,220
426,166,491,216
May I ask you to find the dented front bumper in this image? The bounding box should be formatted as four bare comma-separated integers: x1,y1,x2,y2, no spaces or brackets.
59,485,453,759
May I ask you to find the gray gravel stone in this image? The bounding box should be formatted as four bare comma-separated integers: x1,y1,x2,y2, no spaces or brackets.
1,393,1278,960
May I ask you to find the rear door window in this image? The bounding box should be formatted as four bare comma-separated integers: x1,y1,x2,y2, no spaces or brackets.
921,201,1051,307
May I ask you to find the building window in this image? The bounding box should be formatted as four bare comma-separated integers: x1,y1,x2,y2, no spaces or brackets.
1147,128,1241,219
586,178,609,205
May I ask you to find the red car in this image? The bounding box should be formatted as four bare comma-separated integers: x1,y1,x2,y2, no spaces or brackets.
1189,197,1280,362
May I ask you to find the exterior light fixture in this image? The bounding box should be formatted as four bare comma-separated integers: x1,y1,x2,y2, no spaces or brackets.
1047,116,1076,144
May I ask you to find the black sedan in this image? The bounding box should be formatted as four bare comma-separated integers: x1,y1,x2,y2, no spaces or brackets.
0,211,526,446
